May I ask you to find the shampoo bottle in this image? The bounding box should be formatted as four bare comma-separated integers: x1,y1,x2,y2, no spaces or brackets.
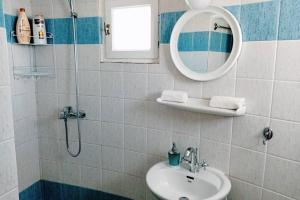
33,15,47,45
16,8,31,44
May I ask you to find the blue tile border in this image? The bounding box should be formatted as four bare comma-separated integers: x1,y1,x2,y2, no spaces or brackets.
19,180,132,200
240,0,281,41
0,0,4,28
4,1,300,44
4,15,103,44
278,0,300,40
178,31,233,53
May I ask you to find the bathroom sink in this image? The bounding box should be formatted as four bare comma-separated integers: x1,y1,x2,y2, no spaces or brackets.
146,161,231,200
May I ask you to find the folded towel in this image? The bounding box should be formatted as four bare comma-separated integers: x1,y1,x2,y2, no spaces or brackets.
209,96,246,110
161,90,188,103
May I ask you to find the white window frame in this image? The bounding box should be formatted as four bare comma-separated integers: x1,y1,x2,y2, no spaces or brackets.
102,0,159,63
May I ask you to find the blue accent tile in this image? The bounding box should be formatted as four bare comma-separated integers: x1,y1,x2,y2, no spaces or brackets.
178,32,194,51
51,18,74,44
225,5,241,21
278,0,300,40
0,0,4,27
77,17,101,44
4,16,103,44
45,17,102,44
209,31,222,52
5,14,17,43
178,31,232,53
240,0,280,41
193,32,210,51
160,11,185,44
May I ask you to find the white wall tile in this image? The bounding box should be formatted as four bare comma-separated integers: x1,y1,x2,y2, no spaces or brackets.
101,122,123,148
0,140,18,197
57,69,75,94
124,73,148,100
39,138,60,161
275,41,300,81
79,70,100,96
147,102,173,131
80,166,101,190
78,45,101,70
237,41,276,80
123,64,148,73
202,77,236,98
262,190,294,200
200,139,230,173
101,97,124,123
172,109,201,137
174,74,202,98
200,115,232,144
228,178,262,200
230,146,265,186
0,87,14,141
75,0,100,17
268,119,300,162
101,146,123,172
40,159,61,182
124,125,147,153
124,150,147,177
148,45,177,74
264,156,300,199
101,71,124,98
236,79,273,116
122,174,146,200
232,115,268,152
102,170,123,196
0,188,19,200
147,129,172,157
272,81,300,122
147,74,174,101
61,162,81,186
124,99,147,127
79,143,101,168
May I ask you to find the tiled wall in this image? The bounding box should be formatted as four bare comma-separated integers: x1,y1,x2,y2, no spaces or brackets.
2,0,299,200
3,0,41,194
0,0,19,199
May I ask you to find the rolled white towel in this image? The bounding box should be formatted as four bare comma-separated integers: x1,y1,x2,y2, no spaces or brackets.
209,96,246,110
161,90,188,103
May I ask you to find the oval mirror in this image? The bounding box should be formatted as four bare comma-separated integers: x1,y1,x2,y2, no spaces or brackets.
170,6,242,81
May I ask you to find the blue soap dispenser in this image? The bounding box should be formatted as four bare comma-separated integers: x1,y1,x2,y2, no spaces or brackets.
168,142,180,166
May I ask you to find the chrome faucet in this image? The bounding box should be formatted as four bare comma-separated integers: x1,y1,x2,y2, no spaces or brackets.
181,147,200,173
181,147,209,172
59,106,86,120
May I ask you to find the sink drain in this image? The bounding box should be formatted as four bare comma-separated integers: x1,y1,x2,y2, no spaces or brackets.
179,197,189,200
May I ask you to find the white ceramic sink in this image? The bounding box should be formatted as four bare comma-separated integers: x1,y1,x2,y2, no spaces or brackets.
146,162,231,200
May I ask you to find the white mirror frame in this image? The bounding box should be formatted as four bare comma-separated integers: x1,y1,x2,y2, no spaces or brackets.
170,6,242,81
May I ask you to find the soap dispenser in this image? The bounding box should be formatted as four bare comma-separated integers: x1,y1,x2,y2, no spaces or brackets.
168,142,180,166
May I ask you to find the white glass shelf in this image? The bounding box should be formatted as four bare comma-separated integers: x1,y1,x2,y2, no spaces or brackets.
156,97,246,117
11,31,54,46
14,67,55,78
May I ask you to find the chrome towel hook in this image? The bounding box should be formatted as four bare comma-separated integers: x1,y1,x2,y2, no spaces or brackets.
263,127,273,145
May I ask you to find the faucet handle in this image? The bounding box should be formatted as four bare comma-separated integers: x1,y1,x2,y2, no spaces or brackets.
201,160,209,170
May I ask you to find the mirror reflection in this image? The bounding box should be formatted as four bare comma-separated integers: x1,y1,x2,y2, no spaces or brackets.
178,12,233,73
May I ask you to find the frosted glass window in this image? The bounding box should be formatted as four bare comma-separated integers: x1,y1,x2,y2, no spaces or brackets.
112,5,151,51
